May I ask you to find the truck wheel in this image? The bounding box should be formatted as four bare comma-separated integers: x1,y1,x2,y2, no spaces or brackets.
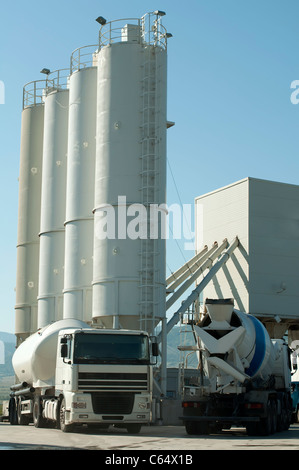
278,398,289,431
59,398,75,433
185,420,209,435
270,400,277,434
8,397,18,425
126,424,142,434
257,400,272,436
246,422,258,436
33,396,46,428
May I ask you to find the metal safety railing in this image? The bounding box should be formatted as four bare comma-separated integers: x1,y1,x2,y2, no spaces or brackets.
99,12,168,50
22,68,69,109
23,80,47,109
70,45,98,74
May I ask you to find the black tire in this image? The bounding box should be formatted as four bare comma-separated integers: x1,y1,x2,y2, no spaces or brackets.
8,397,18,425
126,424,142,434
246,422,258,436
270,400,277,434
59,398,75,433
33,396,46,428
255,400,272,436
278,398,289,432
185,420,209,435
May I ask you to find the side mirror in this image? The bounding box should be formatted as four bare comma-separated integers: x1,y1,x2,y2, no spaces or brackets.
61,344,68,358
152,342,159,357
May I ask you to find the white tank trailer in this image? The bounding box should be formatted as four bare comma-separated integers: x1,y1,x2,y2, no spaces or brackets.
9,319,158,432
182,299,292,436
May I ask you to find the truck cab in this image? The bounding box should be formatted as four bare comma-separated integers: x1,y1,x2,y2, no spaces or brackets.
55,328,154,432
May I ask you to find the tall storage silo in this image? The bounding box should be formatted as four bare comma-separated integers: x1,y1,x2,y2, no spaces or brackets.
63,47,97,323
92,13,168,333
37,70,69,328
15,81,45,343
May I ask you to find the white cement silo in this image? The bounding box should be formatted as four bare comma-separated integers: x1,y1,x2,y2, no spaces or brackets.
37,71,69,328
92,13,168,333
63,47,97,323
15,82,45,342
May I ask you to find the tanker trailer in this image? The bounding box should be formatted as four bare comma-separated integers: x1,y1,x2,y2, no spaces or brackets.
9,319,157,432
181,299,292,436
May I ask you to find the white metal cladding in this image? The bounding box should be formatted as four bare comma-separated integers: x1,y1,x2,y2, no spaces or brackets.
15,104,44,340
248,178,299,318
63,66,97,323
195,177,299,320
38,89,69,328
92,22,167,333
195,179,249,312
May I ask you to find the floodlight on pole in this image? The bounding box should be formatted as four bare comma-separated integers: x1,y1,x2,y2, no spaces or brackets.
95,16,107,25
40,68,51,75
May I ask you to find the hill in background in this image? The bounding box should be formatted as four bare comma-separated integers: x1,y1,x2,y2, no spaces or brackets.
0,332,15,378
0,332,15,402
166,325,198,368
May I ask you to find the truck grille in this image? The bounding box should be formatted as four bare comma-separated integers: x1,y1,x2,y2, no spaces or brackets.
78,372,148,392
91,392,134,415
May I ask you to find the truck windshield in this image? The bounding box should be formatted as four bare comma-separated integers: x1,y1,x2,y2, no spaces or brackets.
73,333,150,365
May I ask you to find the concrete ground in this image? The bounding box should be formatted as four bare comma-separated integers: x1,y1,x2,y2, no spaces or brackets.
1,421,299,452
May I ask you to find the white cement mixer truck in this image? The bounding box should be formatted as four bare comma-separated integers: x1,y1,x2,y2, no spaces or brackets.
181,299,292,436
9,319,158,433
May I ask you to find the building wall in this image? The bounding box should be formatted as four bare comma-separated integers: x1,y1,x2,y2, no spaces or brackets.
195,177,299,320
249,178,299,318
195,178,249,312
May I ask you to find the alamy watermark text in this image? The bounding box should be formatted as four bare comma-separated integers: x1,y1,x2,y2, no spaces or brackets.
290,80,299,104
94,196,195,250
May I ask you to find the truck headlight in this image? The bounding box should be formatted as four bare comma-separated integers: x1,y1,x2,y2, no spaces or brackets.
72,402,87,409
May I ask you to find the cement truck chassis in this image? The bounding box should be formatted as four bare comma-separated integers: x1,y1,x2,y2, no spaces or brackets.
182,389,292,436
179,299,293,437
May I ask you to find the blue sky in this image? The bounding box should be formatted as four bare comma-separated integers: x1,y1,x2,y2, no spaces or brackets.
0,0,298,333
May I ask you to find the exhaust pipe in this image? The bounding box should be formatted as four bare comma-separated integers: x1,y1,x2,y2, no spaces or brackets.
11,387,35,397
10,382,28,391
